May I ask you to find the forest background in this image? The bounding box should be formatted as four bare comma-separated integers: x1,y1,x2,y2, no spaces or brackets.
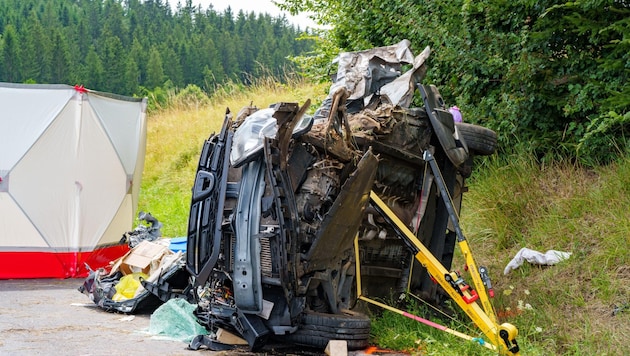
0,0,312,103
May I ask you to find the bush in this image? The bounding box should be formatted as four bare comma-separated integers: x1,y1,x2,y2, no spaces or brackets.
282,0,630,165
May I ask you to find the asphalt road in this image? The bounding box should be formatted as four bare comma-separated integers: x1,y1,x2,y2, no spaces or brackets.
0,278,203,356
0,279,351,356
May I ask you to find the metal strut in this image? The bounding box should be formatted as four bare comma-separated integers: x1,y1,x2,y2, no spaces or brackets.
354,150,520,355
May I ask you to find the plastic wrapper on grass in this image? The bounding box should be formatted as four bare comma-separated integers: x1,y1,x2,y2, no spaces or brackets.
149,298,208,342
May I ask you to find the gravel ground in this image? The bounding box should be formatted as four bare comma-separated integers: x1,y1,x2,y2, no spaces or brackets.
0,278,195,356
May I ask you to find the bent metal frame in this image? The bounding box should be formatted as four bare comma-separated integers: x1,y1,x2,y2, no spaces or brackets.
353,150,520,355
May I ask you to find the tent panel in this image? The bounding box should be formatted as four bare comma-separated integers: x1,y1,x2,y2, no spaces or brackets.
88,94,146,175
0,86,74,171
76,104,128,249
0,193,47,248
0,251,75,278
9,101,80,249
92,194,134,248
76,243,129,276
131,117,147,202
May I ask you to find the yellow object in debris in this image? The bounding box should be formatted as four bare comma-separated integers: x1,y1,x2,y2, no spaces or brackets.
112,272,149,301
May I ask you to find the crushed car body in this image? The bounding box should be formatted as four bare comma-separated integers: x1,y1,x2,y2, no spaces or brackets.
185,39,500,351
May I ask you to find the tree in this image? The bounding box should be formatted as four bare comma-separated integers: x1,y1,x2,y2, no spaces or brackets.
1,24,21,82
100,29,127,92
49,29,72,84
83,45,104,89
146,45,165,88
21,11,50,82
123,56,140,95
279,0,630,164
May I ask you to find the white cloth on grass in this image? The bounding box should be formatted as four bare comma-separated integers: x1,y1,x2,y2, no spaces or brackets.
504,247,572,275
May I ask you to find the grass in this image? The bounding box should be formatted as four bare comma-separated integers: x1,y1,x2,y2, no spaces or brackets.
365,155,629,355
456,154,630,355
138,77,329,237
138,79,630,355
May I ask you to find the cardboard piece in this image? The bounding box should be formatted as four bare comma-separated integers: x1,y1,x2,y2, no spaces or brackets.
110,240,171,275
216,328,248,345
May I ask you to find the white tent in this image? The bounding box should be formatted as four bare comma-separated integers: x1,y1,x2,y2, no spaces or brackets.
0,83,147,278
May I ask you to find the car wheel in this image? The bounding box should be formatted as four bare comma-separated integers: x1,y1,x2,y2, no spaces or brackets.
282,328,370,350
455,122,497,156
301,309,371,329
280,309,371,350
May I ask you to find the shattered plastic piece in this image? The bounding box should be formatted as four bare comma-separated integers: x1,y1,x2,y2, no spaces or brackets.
188,335,236,351
121,212,163,248
503,248,572,275
149,298,208,342
111,272,148,301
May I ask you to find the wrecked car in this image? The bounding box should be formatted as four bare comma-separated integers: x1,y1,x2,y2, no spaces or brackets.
185,39,497,351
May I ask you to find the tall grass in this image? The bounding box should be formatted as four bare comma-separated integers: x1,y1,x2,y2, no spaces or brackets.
456,154,630,355
370,155,629,355
138,77,329,237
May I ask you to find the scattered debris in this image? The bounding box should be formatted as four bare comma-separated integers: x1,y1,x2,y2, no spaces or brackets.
148,298,207,342
78,218,191,314
504,248,572,275
612,303,629,316
120,211,163,248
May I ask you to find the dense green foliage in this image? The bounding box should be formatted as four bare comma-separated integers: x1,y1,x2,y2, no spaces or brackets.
0,0,312,97
279,0,630,165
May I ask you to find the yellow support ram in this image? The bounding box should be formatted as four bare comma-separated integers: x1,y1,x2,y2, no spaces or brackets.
354,150,521,354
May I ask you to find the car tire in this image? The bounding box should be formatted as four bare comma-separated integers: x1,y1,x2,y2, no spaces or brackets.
455,122,497,156
282,329,370,350
280,309,371,350
301,309,371,329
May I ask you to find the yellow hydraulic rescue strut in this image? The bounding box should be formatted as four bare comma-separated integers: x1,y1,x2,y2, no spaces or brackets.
354,150,520,355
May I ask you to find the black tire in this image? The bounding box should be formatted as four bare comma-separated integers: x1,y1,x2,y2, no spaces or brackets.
297,326,371,339
301,309,371,329
300,323,371,335
282,328,370,350
279,309,372,350
455,122,497,156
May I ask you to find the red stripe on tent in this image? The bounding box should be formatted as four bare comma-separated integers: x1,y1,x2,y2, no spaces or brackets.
0,244,129,279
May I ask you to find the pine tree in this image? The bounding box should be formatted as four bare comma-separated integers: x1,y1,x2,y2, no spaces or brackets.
146,45,165,89
1,24,21,82
49,29,72,84
100,29,127,92
83,45,104,89
123,56,140,95
21,11,50,83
